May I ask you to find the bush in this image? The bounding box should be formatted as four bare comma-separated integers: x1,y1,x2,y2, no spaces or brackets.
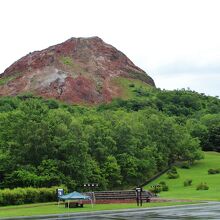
60,56,73,66
208,168,220,174
129,83,135,87
159,181,166,185
161,184,169,191
24,187,39,203
159,181,169,191
0,185,67,206
184,179,192,187
149,184,162,194
196,182,209,190
170,167,178,173
180,161,191,169
167,172,179,179
167,167,179,179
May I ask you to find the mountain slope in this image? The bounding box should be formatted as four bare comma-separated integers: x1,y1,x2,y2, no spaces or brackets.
0,37,155,104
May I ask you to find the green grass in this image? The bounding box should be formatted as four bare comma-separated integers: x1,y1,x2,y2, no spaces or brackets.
60,56,73,66
144,152,220,201
0,72,22,85
111,77,152,99
59,56,88,77
0,201,196,217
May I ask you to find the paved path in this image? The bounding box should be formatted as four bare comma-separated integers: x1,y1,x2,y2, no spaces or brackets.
2,202,220,220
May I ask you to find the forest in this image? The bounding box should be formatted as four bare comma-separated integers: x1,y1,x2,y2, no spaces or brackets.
0,88,219,190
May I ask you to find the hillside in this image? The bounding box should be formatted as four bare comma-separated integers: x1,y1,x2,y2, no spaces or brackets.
0,87,219,191
0,37,154,104
145,152,220,201
0,94,204,190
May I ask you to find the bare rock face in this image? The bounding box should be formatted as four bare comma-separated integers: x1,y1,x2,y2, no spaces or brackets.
0,37,155,104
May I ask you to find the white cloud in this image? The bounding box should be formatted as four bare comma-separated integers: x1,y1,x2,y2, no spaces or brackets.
154,61,220,75
153,72,220,97
0,0,220,96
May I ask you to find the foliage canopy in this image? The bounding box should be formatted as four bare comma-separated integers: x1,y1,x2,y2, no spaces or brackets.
0,88,219,190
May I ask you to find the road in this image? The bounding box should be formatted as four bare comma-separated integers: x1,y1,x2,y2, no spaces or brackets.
2,202,220,220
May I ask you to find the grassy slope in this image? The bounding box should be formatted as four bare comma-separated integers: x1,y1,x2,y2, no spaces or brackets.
0,202,196,217
144,152,220,201
111,77,152,99
0,72,22,85
0,75,17,85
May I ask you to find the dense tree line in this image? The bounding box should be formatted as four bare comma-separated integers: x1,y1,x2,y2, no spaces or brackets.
99,88,220,151
0,88,219,190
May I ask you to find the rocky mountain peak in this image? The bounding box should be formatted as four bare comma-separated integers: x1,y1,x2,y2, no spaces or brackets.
0,37,155,104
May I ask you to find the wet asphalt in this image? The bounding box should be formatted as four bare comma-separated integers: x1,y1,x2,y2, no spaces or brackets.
2,202,220,220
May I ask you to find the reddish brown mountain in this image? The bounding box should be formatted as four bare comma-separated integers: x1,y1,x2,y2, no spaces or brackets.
0,37,155,104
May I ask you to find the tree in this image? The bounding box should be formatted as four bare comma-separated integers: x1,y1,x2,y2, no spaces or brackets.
102,156,122,189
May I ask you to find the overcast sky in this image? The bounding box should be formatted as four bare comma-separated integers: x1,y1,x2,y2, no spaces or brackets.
0,0,220,96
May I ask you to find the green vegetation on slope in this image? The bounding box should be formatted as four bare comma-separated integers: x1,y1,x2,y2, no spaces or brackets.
111,77,151,99
99,88,220,152
0,87,219,201
0,72,22,85
145,152,220,201
0,95,202,191
60,56,73,66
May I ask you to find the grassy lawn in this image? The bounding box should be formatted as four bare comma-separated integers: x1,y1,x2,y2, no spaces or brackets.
144,152,220,201
0,201,196,218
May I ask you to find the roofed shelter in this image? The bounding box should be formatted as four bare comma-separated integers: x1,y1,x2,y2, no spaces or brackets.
58,191,92,208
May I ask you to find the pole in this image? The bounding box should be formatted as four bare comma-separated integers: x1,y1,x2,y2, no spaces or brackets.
92,191,96,204
140,188,142,206
90,199,93,208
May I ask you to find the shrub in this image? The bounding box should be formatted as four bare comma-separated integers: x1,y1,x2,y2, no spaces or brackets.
167,167,179,179
170,167,178,173
159,181,169,191
24,187,39,203
167,172,180,179
161,184,169,191
0,185,67,206
60,56,73,66
159,181,166,185
149,184,162,194
208,168,220,174
180,161,191,169
129,83,135,88
184,179,192,187
38,187,56,202
196,182,209,190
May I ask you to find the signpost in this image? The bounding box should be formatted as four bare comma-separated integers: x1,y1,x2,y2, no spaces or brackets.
56,188,64,207
135,187,143,206
56,188,64,198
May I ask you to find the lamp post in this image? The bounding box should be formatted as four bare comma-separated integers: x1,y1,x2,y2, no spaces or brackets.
83,183,99,188
135,187,143,206
83,183,99,204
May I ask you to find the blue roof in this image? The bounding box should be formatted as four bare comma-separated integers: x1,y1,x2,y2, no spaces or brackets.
59,191,90,200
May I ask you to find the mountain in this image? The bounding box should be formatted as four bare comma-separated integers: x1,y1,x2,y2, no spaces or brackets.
0,37,155,104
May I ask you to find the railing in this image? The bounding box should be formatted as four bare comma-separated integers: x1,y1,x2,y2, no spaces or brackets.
85,190,153,200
